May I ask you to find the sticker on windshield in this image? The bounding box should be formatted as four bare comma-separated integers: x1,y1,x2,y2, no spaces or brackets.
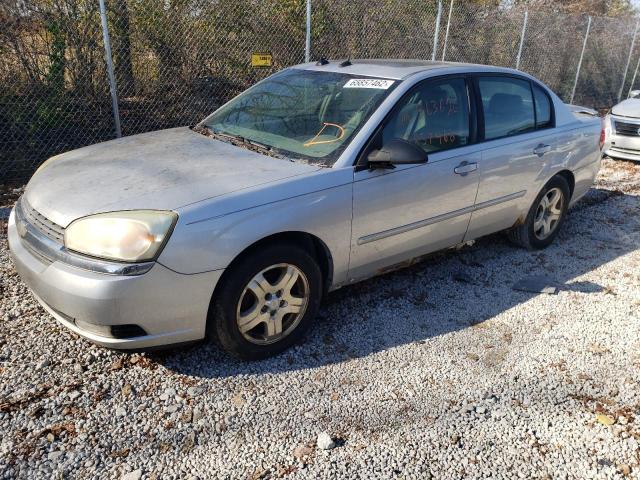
343,78,395,89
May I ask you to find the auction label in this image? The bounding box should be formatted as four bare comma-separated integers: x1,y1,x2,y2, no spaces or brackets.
344,78,395,89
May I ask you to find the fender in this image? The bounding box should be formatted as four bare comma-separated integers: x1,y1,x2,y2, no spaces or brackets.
157,167,354,289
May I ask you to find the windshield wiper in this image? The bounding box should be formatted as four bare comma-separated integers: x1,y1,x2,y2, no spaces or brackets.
192,124,243,145
192,124,290,161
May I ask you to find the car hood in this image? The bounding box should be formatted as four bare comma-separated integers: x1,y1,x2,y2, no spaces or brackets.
24,127,321,227
611,98,640,118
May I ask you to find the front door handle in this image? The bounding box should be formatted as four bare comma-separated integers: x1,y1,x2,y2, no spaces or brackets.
533,144,552,157
454,161,478,175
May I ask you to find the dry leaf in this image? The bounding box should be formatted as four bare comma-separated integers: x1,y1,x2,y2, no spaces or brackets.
109,359,124,371
619,464,632,476
293,444,313,459
596,413,615,426
587,343,610,355
110,448,130,458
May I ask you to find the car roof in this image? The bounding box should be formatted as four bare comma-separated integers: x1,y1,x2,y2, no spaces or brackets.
292,59,520,80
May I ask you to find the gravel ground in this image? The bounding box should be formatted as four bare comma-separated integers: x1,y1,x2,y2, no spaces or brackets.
1,158,639,480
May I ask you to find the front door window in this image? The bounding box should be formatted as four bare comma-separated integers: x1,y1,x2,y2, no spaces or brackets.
381,78,471,154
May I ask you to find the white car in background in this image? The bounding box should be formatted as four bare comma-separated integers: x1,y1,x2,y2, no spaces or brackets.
603,90,640,161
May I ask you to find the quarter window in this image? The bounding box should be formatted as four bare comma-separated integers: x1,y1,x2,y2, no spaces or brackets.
478,77,535,140
381,78,470,154
532,84,552,129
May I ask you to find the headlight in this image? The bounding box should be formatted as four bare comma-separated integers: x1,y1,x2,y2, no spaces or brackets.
64,211,177,262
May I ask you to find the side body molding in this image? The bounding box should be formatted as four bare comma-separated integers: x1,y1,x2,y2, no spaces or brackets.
358,190,526,246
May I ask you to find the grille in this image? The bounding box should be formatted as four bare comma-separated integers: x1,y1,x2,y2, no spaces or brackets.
20,198,65,244
614,120,640,137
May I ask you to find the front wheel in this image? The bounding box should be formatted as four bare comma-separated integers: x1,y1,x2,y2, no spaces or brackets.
508,175,571,250
209,243,322,360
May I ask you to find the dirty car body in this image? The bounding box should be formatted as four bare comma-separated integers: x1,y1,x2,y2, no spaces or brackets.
8,60,602,355
603,97,640,162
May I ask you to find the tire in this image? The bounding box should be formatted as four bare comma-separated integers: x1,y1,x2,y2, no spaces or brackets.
508,175,571,250
209,242,322,360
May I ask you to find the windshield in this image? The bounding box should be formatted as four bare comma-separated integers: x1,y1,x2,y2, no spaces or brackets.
201,69,397,165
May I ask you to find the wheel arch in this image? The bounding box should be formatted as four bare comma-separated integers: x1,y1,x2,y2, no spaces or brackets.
554,169,575,199
210,230,334,307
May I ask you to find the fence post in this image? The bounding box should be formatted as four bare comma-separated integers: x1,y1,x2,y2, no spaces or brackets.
305,0,311,62
99,0,122,138
570,15,591,105
628,55,640,98
441,0,454,61
618,20,639,102
515,10,528,70
431,0,443,61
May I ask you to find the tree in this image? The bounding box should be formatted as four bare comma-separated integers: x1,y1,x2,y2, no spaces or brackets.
511,0,636,16
109,0,136,97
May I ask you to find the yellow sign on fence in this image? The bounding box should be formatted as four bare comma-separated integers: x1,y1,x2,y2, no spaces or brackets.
251,52,273,68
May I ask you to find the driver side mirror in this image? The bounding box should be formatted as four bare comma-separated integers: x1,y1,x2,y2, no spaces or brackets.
629,90,640,99
367,139,427,169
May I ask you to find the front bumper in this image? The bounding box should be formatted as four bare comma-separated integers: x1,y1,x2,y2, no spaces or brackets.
8,209,223,349
604,117,640,161
603,144,640,161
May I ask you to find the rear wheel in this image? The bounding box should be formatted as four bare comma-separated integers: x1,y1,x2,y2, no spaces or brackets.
508,175,570,250
210,243,322,360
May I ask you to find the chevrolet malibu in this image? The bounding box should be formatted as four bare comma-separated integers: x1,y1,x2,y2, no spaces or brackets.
8,60,602,359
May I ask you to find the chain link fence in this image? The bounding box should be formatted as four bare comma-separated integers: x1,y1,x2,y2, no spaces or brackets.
1,0,639,183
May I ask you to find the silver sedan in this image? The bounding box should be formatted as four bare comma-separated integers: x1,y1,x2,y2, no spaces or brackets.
8,60,602,359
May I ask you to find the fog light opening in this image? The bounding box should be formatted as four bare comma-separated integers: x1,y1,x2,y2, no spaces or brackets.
110,324,147,339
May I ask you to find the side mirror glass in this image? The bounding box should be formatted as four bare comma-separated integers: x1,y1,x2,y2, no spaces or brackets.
367,139,427,168
629,90,640,99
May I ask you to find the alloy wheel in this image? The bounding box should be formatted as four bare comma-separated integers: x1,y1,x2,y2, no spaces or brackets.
236,263,310,345
533,187,564,240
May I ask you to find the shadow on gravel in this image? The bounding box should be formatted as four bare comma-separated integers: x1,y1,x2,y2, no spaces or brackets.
151,187,638,379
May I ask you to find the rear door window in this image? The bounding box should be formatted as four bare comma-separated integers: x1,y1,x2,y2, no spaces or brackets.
478,77,535,140
532,84,552,128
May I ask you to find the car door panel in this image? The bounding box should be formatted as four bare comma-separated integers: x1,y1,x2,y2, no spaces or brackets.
347,75,480,281
349,150,480,282
464,131,556,240
464,75,563,241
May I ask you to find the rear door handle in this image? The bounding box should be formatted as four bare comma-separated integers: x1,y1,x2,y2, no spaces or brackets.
454,161,478,175
533,144,552,157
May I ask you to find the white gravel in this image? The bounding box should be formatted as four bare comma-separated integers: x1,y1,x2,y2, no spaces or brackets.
1,158,639,479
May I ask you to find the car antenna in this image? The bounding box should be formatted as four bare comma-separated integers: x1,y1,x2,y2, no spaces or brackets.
316,57,329,66
339,59,352,67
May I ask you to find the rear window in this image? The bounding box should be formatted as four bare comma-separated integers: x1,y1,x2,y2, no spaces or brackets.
478,77,535,140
